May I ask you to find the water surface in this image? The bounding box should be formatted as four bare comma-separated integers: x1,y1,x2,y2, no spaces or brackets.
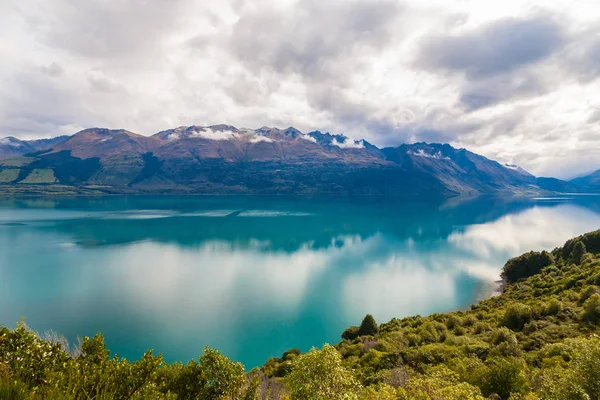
0,195,599,367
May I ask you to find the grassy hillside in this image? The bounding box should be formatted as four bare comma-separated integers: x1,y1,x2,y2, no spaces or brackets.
2,230,600,399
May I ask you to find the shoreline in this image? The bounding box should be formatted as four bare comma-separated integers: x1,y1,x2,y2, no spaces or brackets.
490,278,506,297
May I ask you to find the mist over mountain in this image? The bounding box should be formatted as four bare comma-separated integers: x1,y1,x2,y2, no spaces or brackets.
0,125,595,196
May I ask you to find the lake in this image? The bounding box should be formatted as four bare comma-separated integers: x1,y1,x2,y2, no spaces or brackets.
0,195,599,368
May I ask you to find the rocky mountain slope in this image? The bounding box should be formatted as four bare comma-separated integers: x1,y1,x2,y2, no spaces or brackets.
571,169,600,192
0,136,69,159
0,125,590,196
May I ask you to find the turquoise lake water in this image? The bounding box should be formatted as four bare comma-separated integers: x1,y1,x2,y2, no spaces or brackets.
1,195,599,368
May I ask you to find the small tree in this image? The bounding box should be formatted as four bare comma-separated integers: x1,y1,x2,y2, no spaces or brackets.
572,241,587,265
342,326,359,341
358,315,379,337
286,344,360,400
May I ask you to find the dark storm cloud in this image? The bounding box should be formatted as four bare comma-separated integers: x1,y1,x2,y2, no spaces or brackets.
416,16,565,79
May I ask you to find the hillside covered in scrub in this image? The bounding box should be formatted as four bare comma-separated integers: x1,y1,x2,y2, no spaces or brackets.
2,230,600,399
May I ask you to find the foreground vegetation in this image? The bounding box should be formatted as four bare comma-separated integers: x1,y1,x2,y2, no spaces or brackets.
2,230,600,399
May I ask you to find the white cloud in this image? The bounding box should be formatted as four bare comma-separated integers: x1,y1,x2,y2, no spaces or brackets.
190,128,239,141
332,138,365,149
0,0,599,176
299,134,317,143
408,149,450,160
249,135,274,143
0,137,22,147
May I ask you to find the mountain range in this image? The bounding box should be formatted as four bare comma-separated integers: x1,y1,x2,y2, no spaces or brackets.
0,125,597,196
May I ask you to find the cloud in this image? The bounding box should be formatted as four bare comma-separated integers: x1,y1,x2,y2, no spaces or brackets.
0,0,599,176
249,135,274,143
416,16,565,78
190,128,239,141
459,73,547,110
332,138,365,149
228,0,403,79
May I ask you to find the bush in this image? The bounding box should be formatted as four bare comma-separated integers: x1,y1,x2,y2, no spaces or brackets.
578,286,598,305
446,315,462,330
282,348,301,360
342,326,360,341
501,304,533,331
476,357,529,399
473,322,491,334
582,294,600,324
545,299,563,315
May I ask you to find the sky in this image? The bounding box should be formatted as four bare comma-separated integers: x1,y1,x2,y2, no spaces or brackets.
0,0,599,178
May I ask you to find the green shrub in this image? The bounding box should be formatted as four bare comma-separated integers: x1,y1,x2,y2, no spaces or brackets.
342,326,360,341
582,294,600,324
545,299,563,315
501,304,533,331
578,286,598,305
446,315,462,330
476,357,529,399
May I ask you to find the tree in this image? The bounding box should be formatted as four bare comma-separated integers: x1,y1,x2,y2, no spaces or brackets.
286,345,360,400
572,241,587,265
342,326,360,341
358,315,379,337
159,346,246,400
501,251,554,283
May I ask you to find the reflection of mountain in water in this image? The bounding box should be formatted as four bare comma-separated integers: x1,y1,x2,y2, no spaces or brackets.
6,195,597,251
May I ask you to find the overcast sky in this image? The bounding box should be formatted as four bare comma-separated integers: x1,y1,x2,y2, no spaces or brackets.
1,0,599,178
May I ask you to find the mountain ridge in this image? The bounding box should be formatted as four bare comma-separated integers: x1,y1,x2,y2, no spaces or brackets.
0,125,594,196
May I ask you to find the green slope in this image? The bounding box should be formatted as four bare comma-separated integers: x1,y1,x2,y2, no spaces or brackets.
0,169,19,183
20,169,58,184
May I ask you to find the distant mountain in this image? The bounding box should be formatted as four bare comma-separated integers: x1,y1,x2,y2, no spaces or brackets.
0,136,69,159
571,169,600,192
535,177,580,193
0,125,584,196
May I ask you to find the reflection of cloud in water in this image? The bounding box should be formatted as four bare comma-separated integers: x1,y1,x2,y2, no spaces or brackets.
102,210,176,219
343,255,457,323
236,210,313,217
104,203,600,329
449,205,600,260
108,237,353,316
342,204,600,323
181,210,236,217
